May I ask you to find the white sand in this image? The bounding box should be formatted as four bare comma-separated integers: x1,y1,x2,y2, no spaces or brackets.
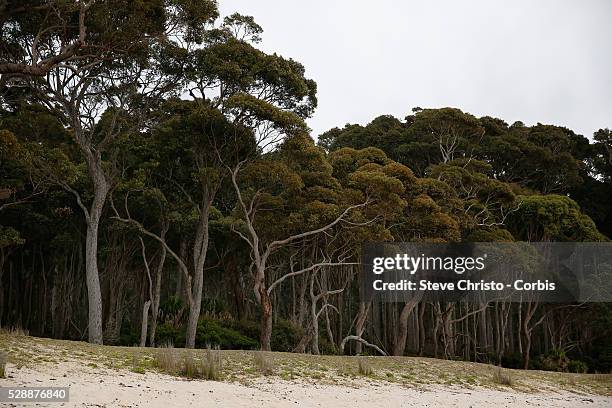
1,361,610,408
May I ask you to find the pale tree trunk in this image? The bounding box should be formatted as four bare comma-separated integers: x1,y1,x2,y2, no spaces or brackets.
354,302,369,354
83,173,108,344
185,201,211,349
392,297,420,356
140,300,151,347
149,238,166,347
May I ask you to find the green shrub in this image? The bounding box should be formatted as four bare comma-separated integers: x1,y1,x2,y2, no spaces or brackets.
568,360,589,374
196,317,258,349
227,319,260,342
500,353,522,369
271,319,302,352
155,323,185,347
539,349,569,372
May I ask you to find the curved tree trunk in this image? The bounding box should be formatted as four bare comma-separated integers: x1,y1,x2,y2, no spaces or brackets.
393,298,419,356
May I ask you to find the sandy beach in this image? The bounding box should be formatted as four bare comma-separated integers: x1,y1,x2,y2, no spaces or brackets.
2,360,611,408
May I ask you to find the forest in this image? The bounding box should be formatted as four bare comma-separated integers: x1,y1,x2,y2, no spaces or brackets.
1,0,611,375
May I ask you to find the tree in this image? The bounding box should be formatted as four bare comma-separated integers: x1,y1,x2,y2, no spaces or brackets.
3,0,218,344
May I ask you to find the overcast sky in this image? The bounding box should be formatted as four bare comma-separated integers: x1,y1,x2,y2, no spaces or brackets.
218,1,611,139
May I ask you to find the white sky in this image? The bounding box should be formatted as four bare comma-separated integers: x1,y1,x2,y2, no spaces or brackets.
218,0,612,139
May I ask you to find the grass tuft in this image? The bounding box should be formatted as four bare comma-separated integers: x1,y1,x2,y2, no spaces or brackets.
254,351,274,375
153,346,179,374
492,366,513,386
0,326,29,337
203,346,222,380
0,350,7,378
180,347,222,380
358,358,373,376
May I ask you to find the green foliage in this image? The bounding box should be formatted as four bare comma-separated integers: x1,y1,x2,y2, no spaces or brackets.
508,195,606,242
538,349,569,372
271,319,303,352
195,317,258,349
568,360,589,374
0,226,25,248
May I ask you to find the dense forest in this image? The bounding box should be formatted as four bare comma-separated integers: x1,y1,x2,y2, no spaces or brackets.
1,1,611,374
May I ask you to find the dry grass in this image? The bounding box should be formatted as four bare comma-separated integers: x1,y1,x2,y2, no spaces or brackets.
180,347,222,380
0,326,29,336
1,333,610,395
0,350,7,378
492,366,513,386
152,346,179,374
358,358,373,376
203,346,222,380
254,351,274,375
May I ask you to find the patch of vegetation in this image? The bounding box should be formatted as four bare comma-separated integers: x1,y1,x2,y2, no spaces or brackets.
358,358,373,376
254,351,274,375
0,350,7,378
492,366,513,386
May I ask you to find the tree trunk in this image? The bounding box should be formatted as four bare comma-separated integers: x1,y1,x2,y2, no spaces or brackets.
140,300,151,347
354,301,369,354
393,298,419,356
260,289,273,351
149,242,166,347
84,208,104,344
185,202,211,349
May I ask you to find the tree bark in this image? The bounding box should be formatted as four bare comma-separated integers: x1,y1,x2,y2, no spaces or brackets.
84,195,105,344
185,202,210,349
140,300,151,347
393,297,420,356
260,289,273,351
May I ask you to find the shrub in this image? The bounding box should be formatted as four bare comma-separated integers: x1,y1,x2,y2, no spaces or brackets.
492,366,513,386
357,358,373,376
500,352,522,369
254,351,274,375
539,349,569,372
568,360,589,374
271,319,302,352
0,350,7,378
196,317,258,349
155,323,185,348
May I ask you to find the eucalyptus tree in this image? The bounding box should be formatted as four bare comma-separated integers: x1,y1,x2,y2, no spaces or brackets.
230,136,370,351
2,0,219,344
112,99,253,348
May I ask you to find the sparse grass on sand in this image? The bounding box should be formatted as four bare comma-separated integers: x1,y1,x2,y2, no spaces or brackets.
0,349,7,378
254,351,274,375
357,357,373,376
0,330,610,396
492,366,513,386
